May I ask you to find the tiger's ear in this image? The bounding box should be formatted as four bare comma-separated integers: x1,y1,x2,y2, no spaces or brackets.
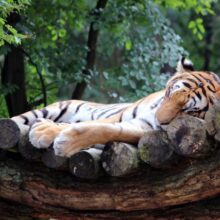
156,91,188,124
176,57,194,73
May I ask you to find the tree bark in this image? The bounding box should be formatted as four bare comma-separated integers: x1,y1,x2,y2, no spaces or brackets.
69,145,105,179
138,130,178,168
1,13,29,116
102,142,140,176
1,148,220,218
71,0,108,99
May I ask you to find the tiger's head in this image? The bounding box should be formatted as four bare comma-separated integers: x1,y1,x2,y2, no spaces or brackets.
156,57,220,125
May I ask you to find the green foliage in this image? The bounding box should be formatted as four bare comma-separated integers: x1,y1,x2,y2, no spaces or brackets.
0,0,30,46
0,0,218,118
90,0,186,101
154,0,217,40
188,18,205,40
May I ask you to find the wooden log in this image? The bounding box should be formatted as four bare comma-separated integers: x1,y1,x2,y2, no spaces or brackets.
42,147,68,170
69,145,105,179
1,147,220,213
2,195,220,219
0,119,20,149
138,130,178,168
205,101,220,142
101,142,140,177
18,134,44,161
165,115,213,158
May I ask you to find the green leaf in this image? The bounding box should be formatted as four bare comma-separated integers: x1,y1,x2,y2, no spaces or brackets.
125,39,132,50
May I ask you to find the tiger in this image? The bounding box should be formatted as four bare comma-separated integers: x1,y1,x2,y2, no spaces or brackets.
9,57,220,157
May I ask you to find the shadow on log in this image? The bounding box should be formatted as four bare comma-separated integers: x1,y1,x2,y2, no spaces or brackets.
101,142,140,176
166,115,214,157
69,145,105,179
0,119,20,149
42,147,69,170
18,134,44,161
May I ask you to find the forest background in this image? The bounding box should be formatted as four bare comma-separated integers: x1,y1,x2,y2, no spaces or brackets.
0,0,219,117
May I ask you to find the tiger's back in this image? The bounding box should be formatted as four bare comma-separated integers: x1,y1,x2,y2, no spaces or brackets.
8,58,220,156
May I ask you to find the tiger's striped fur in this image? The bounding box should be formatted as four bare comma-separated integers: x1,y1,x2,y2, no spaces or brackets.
10,58,220,157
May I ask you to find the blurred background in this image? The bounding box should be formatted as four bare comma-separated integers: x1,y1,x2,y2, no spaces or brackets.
0,0,219,117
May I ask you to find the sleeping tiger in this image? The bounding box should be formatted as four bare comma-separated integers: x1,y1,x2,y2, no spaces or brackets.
10,58,220,157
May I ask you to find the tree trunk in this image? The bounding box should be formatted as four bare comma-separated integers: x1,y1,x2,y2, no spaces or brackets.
71,0,108,99
1,13,29,117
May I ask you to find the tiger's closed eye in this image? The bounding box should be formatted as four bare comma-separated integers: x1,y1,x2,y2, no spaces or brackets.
198,82,204,88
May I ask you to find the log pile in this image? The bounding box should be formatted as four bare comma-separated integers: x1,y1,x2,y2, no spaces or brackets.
0,103,220,218
0,103,219,179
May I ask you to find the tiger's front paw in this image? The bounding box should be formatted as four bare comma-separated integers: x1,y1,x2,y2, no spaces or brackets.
29,119,68,149
53,124,95,157
53,127,82,157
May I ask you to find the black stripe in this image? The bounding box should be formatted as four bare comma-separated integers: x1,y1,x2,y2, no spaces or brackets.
75,102,85,114
207,85,215,93
132,106,138,118
198,103,209,113
191,73,204,85
96,107,118,119
106,108,125,118
20,115,29,125
119,113,123,122
201,87,207,97
195,91,202,100
42,108,48,118
192,96,196,106
139,118,153,128
54,103,70,122
187,78,198,86
91,108,100,120
198,73,215,90
31,110,38,118
188,103,209,115
209,97,214,105
183,82,192,89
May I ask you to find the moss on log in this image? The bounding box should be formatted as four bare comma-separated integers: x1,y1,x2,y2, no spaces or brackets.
138,130,178,168
101,142,140,176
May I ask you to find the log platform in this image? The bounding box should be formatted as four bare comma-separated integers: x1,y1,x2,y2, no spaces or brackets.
0,102,220,218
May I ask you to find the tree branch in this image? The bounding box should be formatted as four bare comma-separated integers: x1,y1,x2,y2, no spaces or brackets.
20,48,47,107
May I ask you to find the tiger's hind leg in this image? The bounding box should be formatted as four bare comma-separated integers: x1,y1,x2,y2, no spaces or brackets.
29,119,69,149
46,119,147,157
10,100,87,138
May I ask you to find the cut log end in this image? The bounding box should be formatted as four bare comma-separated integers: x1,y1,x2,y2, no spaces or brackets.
205,102,220,143
0,119,20,149
42,148,68,170
101,142,140,177
18,134,44,161
166,115,212,158
69,145,104,179
138,130,175,168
